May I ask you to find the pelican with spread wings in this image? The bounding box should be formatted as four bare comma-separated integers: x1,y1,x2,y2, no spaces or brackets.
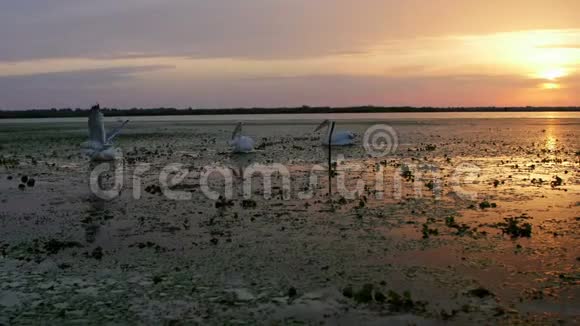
81,104,129,161
229,122,255,153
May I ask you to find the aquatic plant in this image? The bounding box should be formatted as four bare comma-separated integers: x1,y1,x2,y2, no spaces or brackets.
550,175,563,188
531,178,544,185
44,239,83,255
479,201,496,209
401,165,414,181
130,241,167,253
422,223,439,239
358,197,367,208
466,286,494,298
445,216,471,236
215,196,234,208
342,286,354,298
374,290,386,303
354,283,374,303
152,275,163,284
0,155,19,168
387,290,427,312
89,246,104,260
145,184,162,195
498,216,532,238
445,216,457,228
241,199,257,208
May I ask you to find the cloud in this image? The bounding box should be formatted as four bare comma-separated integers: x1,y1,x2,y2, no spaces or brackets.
0,65,172,109
1,0,579,62
536,44,580,49
0,65,172,86
1,69,578,109
1,1,578,108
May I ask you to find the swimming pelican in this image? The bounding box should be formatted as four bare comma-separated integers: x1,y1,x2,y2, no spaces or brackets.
314,120,355,146
229,122,255,153
81,104,129,161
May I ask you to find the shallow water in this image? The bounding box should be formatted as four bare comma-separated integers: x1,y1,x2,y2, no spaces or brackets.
0,114,578,325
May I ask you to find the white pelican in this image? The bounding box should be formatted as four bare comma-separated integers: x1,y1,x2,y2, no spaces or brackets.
229,122,255,153
81,104,129,161
314,120,355,146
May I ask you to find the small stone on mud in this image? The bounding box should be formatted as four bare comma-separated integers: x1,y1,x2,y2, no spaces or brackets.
18,184,25,190
26,178,36,187
20,175,28,183
210,238,219,245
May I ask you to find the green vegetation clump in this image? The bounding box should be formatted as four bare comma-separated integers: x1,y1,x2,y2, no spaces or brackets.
445,216,471,236
215,196,234,208
400,165,414,182
422,223,439,239
342,286,354,298
346,284,426,312
354,283,374,303
44,239,83,255
479,200,497,209
550,175,563,188
241,199,257,208
467,286,494,298
497,215,532,238
0,156,19,168
387,290,427,312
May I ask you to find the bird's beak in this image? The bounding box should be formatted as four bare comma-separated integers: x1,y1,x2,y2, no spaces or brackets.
232,123,242,140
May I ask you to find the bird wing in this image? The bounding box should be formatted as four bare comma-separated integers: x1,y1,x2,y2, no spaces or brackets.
231,136,255,153
88,107,106,146
106,120,129,144
330,131,355,145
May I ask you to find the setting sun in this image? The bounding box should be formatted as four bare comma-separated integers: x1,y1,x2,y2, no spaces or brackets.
538,68,567,81
541,82,561,90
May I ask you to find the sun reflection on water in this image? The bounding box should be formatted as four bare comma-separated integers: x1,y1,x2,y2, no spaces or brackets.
543,126,558,151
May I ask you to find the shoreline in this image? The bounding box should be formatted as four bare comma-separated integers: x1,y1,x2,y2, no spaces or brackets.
1,106,579,119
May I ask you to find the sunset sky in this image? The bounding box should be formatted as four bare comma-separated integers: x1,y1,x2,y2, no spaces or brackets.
1,0,579,109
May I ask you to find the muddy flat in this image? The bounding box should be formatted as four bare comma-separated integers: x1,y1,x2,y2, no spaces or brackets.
0,113,578,325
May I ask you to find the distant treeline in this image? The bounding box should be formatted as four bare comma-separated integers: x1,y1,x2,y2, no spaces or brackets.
0,106,579,119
